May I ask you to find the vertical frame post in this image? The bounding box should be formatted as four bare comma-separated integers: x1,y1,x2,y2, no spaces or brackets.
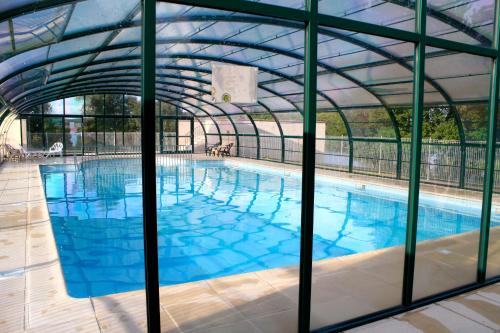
402,0,426,306
477,0,500,283
141,0,161,332
298,0,317,331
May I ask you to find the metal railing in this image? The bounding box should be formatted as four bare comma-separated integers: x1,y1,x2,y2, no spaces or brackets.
226,135,500,192
77,145,193,167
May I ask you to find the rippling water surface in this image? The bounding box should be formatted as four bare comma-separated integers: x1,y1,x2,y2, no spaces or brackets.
40,159,494,297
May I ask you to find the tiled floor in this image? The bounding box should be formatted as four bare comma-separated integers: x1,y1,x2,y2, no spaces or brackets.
0,157,499,333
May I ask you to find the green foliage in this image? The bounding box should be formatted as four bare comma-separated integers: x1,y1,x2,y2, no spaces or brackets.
105,94,124,115
392,106,460,140
317,112,347,136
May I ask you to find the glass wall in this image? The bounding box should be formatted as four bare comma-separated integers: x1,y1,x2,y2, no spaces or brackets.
21,94,193,155
64,117,83,154
155,5,303,332
44,117,63,150
413,50,493,300
311,30,414,329
3,0,500,332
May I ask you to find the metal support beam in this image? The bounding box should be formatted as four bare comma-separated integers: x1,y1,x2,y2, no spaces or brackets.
298,0,317,331
141,1,161,332
477,0,500,283
402,0,426,306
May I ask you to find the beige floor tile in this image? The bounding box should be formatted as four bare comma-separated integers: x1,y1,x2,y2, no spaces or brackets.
160,280,217,305
93,290,146,317
220,285,296,319
412,260,475,300
0,300,25,333
439,293,500,330
395,304,494,333
0,276,26,293
254,266,299,291
310,294,378,330
346,318,422,333
163,294,245,332
311,257,350,277
319,269,401,310
208,272,274,295
477,283,500,304
249,309,298,333
189,319,262,333
26,317,100,333
28,298,96,329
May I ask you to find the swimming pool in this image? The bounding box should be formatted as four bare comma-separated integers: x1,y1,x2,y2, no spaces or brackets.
40,158,498,297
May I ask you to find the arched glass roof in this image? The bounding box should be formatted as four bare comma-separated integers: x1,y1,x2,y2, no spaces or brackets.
0,0,495,144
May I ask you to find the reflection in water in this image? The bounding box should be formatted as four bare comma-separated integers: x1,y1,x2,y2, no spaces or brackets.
41,159,494,297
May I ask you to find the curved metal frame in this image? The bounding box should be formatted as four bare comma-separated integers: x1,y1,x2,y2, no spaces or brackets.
2,29,471,179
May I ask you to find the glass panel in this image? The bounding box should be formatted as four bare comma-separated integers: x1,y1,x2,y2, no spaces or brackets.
124,95,141,116
65,97,84,115
105,94,124,116
96,117,105,153
65,0,140,34
64,117,83,154
12,6,71,52
319,1,415,32
44,117,64,152
124,117,141,148
157,7,302,332
316,111,349,171
83,117,96,154
178,119,191,149
0,21,12,56
44,99,64,115
161,118,176,152
162,102,176,116
488,102,500,278
104,117,116,153
413,48,492,300
427,0,494,46
27,116,44,150
85,94,104,115
311,31,412,330
115,117,124,152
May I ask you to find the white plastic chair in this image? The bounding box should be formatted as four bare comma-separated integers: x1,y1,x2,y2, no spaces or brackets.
45,142,63,158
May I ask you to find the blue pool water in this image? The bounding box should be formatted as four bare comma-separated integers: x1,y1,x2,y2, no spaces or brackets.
40,159,498,297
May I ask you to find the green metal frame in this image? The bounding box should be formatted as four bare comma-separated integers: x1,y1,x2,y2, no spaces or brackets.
141,1,161,331
478,0,500,283
2,0,500,332
298,1,317,331
402,0,427,306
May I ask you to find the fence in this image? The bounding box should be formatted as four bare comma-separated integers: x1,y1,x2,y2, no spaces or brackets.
239,136,500,193
77,145,193,168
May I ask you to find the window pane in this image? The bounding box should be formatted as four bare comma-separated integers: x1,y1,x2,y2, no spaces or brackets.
83,117,97,154
105,94,123,116
124,95,141,116
27,116,44,150
124,118,141,148
96,117,105,153
104,117,116,153
44,99,64,115
85,95,104,115
65,97,84,115
413,49,492,301
65,117,83,154
44,117,64,152
162,103,176,116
